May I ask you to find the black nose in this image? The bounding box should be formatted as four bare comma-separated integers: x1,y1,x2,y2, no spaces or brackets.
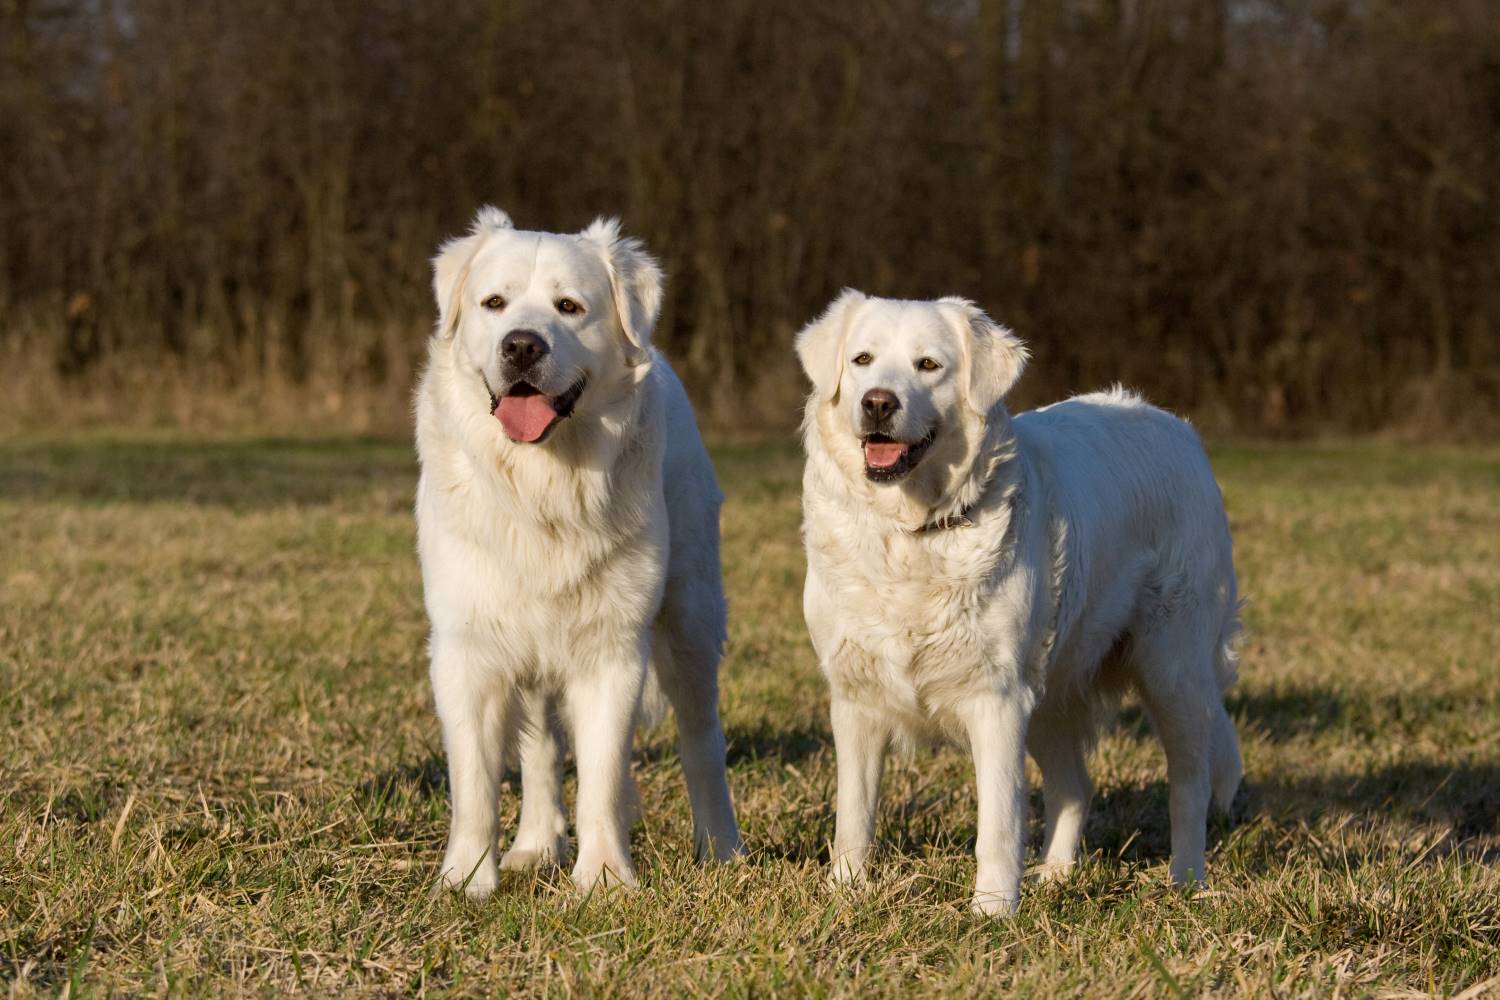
861,388,901,424
501,329,548,371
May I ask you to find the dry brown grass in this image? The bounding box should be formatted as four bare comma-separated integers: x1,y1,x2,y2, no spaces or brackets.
2,436,1497,996
0,321,423,438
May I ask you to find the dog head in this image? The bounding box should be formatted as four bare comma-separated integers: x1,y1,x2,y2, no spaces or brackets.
796,291,1027,484
431,207,663,444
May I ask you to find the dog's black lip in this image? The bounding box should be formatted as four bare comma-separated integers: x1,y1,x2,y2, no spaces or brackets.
548,376,586,420
861,427,937,482
487,374,588,443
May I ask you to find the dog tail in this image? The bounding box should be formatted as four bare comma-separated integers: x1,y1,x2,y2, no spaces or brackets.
1209,595,1244,812
1213,595,1243,696
639,664,670,730
1209,700,1243,812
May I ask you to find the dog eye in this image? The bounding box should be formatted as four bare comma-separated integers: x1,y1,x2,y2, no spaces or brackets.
916,357,942,372
852,352,873,366
556,297,583,315
482,294,507,311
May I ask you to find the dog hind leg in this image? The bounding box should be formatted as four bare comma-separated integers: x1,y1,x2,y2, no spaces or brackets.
652,625,744,862
501,692,571,870
1132,626,1218,887
1027,694,1095,881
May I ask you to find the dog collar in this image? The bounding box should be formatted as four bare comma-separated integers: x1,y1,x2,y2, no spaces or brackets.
914,512,974,534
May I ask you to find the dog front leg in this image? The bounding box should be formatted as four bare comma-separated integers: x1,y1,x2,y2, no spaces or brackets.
432,649,511,900
828,695,890,886
566,656,647,893
958,691,1031,916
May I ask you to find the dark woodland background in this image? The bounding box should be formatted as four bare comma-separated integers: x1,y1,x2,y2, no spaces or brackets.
2,0,1498,432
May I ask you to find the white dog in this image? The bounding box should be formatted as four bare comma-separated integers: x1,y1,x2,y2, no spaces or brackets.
415,207,742,899
796,291,1242,915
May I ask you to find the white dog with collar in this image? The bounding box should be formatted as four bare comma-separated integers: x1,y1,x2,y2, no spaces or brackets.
796,290,1242,914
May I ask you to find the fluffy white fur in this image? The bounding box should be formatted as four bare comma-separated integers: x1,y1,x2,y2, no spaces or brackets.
415,207,743,900
796,291,1242,916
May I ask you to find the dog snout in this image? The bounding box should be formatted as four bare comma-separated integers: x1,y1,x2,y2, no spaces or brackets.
501,329,549,372
861,388,901,425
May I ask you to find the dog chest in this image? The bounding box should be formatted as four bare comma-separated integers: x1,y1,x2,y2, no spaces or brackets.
821,561,1015,714
418,474,668,671
813,496,1047,708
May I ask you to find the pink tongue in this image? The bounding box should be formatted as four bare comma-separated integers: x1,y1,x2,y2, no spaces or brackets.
864,440,909,468
496,393,559,442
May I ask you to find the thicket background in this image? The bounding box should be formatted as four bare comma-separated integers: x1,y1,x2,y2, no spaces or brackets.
3,0,1498,433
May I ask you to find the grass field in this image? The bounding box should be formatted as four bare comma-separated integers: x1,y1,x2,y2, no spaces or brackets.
2,434,1498,996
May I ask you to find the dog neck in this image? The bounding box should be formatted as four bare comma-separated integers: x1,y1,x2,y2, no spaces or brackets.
927,403,1022,531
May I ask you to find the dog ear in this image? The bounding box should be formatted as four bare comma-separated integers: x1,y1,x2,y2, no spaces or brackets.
795,289,866,402
431,206,514,339
938,297,1028,417
580,217,662,366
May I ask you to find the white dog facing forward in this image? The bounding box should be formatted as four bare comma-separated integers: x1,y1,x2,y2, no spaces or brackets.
415,207,743,899
796,291,1242,915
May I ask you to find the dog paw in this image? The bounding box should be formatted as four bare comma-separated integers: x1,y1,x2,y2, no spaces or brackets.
498,847,552,872
827,855,871,889
1168,859,1208,889
500,835,570,871
1030,861,1077,884
571,856,638,894
694,828,746,864
970,889,1021,918
437,855,499,901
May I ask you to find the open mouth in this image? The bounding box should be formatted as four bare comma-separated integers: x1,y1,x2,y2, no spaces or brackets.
862,429,935,482
490,376,586,443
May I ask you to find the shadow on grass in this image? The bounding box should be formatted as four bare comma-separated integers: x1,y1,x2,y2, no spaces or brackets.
356,755,449,806
0,437,415,509
1080,759,1500,870
1264,759,1500,840
359,718,832,809
1225,686,1346,740
353,750,1498,873
725,720,829,767
1110,684,1491,749
352,682,1496,871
